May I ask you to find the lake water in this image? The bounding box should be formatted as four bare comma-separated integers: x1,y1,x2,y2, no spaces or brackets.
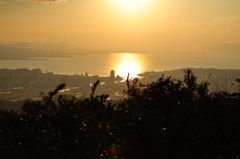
0,52,239,78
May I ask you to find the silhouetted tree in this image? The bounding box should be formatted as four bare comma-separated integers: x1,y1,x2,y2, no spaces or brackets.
0,69,240,159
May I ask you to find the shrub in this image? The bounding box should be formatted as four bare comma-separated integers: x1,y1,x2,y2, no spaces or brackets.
0,69,240,158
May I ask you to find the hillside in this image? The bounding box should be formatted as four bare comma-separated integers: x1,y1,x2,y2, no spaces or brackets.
138,68,240,92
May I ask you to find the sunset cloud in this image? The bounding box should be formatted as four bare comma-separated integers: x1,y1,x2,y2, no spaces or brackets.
16,0,66,3
0,1,7,4
215,15,240,22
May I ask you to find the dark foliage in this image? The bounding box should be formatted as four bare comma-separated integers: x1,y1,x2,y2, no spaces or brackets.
0,69,240,159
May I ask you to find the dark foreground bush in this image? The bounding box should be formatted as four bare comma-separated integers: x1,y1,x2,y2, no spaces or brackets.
0,69,240,159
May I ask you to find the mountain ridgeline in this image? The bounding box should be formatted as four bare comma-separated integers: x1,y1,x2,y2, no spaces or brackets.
0,41,105,60
0,42,240,60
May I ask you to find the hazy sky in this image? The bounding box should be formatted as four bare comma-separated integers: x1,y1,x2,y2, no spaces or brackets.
1,0,240,52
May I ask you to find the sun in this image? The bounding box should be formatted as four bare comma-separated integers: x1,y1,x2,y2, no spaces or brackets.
112,0,151,12
126,0,137,11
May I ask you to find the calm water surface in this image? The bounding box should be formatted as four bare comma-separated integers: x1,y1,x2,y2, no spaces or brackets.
0,53,239,77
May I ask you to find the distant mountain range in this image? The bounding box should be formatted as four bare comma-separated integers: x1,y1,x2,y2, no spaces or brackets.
9,41,77,52
0,41,104,60
196,43,240,55
0,42,240,60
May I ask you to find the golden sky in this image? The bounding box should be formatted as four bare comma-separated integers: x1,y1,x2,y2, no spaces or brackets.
0,0,240,52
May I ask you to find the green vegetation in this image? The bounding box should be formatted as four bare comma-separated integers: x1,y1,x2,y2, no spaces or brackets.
0,69,240,158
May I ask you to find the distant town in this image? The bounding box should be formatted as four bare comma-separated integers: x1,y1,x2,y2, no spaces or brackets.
0,68,124,98
1,67,240,112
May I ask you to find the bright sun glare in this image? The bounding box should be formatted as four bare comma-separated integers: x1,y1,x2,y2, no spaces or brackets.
114,53,143,79
112,0,151,11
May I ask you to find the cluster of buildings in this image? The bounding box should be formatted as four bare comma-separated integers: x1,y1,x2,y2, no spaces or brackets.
0,68,125,101
0,68,120,88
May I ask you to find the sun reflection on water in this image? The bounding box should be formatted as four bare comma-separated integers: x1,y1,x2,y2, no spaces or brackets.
112,53,144,79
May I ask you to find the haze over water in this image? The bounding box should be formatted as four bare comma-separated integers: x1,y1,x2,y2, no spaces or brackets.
0,52,239,78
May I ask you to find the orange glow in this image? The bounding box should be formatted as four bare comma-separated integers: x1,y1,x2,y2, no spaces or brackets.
111,0,153,12
112,53,144,79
